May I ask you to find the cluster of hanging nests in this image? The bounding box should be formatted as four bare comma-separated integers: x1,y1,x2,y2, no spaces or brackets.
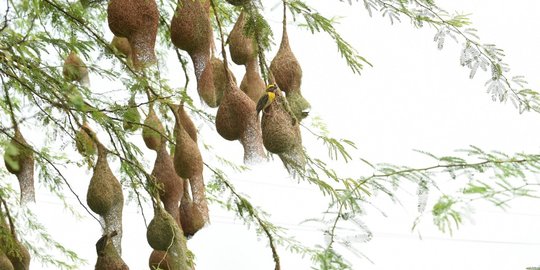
1,0,312,269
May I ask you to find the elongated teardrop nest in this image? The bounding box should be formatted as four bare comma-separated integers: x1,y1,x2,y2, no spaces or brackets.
229,11,256,65
225,0,249,6
261,98,301,154
87,144,124,216
142,107,165,151
170,0,211,57
148,233,190,270
270,27,302,93
173,106,203,180
177,104,197,142
63,51,90,87
197,57,236,108
216,83,265,162
75,122,97,157
107,0,158,68
95,231,129,270
240,58,265,103
111,36,131,58
147,207,177,251
179,177,209,237
5,241,30,270
3,128,35,203
123,98,141,132
151,144,182,222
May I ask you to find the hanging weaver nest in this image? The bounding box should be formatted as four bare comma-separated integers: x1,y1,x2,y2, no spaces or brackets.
142,106,165,151
228,10,256,65
216,82,265,162
75,122,97,157
261,95,301,154
95,231,129,270
148,234,190,270
172,105,203,180
151,143,183,223
285,90,311,122
170,0,211,57
147,206,176,251
3,128,35,203
86,143,123,217
122,97,141,132
178,174,209,237
111,36,131,58
240,58,265,103
63,51,90,87
177,104,197,142
5,241,30,270
270,26,302,94
225,0,249,6
107,0,158,68
0,210,30,270
198,57,236,108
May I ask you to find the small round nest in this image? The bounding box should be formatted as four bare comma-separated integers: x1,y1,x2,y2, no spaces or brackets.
107,0,158,68
229,11,256,65
240,58,265,103
286,90,311,122
111,36,131,58
270,27,302,93
147,207,177,251
63,51,89,86
75,123,97,157
142,106,165,151
87,145,124,216
261,97,300,154
122,98,141,132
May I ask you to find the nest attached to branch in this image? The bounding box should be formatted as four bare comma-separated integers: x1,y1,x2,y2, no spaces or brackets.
216,82,265,162
63,51,90,87
0,212,31,270
285,90,311,122
173,105,203,180
75,122,97,157
178,174,208,237
228,10,256,65
111,36,131,58
197,57,236,108
151,143,183,223
261,95,301,154
95,231,129,270
270,26,302,94
107,0,158,68
142,106,165,151
240,58,265,103
3,128,35,204
122,97,141,132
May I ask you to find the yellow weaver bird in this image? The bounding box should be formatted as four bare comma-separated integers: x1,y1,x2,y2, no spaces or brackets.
256,84,278,115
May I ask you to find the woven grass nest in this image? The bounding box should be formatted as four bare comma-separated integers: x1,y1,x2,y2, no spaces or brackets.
0,213,31,270
87,143,123,217
63,51,90,87
142,106,165,151
3,128,35,203
170,0,211,57
5,241,30,270
148,238,190,270
197,57,236,108
240,58,265,103
261,95,301,154
147,206,177,251
172,105,203,180
0,251,13,270
216,82,265,162
111,36,131,58
178,174,208,237
107,0,158,68
228,10,256,65
122,97,141,132
151,143,183,222
95,231,129,270
270,26,302,94
75,122,97,157
286,90,311,121
177,104,197,142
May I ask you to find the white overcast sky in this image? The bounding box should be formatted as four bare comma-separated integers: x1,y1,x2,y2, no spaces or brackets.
12,0,540,269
